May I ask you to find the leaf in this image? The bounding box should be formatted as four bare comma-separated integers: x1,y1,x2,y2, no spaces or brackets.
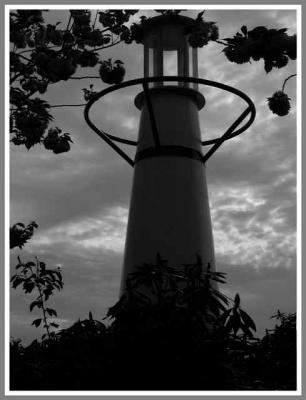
46,308,57,317
30,300,42,312
214,271,227,278
231,309,241,335
31,318,42,327
11,276,24,289
54,270,63,281
240,309,257,331
224,313,234,332
23,281,35,293
52,281,63,291
240,324,253,337
234,293,240,308
241,25,248,36
210,275,226,284
211,289,229,306
264,58,273,73
25,261,35,268
196,10,205,21
221,308,232,325
208,294,227,314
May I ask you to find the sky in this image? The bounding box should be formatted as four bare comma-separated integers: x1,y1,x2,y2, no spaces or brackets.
9,8,298,344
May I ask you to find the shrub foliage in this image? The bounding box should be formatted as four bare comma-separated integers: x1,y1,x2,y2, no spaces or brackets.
10,254,296,390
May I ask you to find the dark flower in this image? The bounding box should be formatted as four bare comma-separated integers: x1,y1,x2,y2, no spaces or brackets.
267,91,291,116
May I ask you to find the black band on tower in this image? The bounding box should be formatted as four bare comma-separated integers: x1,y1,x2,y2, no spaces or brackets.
135,145,205,164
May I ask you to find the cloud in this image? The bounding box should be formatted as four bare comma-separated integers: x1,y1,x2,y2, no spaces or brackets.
28,205,128,254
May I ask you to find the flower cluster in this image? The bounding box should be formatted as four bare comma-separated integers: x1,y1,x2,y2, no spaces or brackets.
267,91,291,116
223,25,296,72
185,11,219,48
43,127,73,154
99,59,126,84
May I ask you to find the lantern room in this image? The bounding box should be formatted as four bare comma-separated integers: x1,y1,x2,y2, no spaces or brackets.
141,15,199,90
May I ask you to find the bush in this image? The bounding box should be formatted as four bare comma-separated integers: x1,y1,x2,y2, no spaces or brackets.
10,256,296,390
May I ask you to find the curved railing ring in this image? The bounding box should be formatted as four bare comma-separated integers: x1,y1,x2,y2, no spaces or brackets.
84,76,256,166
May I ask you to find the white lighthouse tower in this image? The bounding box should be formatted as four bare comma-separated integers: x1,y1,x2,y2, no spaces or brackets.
84,13,255,294
121,15,215,288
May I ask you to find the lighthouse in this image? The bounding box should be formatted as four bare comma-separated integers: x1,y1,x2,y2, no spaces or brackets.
121,15,215,288
84,13,255,294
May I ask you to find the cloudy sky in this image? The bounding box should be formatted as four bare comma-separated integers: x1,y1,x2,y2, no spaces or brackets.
9,8,298,344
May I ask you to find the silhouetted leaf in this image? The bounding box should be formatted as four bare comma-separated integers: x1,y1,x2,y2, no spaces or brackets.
241,25,248,36
220,308,232,325
196,11,205,21
25,261,35,268
30,300,42,312
31,318,42,327
264,58,273,73
211,289,229,306
240,323,253,337
11,276,24,289
240,309,257,332
23,281,35,293
232,309,241,335
46,308,57,317
234,293,240,308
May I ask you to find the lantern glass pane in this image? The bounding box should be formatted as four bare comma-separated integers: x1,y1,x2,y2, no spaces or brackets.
163,50,178,85
149,48,154,76
188,46,199,90
189,46,193,77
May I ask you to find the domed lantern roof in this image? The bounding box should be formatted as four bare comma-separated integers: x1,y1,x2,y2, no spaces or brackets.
139,14,199,90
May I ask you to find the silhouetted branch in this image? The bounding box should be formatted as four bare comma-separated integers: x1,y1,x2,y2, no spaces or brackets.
69,76,101,80
214,39,227,46
282,73,297,92
49,103,87,108
92,9,99,29
16,45,59,55
14,53,33,63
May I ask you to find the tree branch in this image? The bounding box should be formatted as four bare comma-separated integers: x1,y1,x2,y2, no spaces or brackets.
10,72,22,84
49,103,87,108
69,75,101,80
92,38,122,52
17,45,60,55
14,53,33,63
282,74,297,92
100,25,119,34
92,9,99,29
61,13,73,50
213,40,228,46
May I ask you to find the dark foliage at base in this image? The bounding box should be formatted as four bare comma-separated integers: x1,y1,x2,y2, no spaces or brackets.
10,257,296,391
